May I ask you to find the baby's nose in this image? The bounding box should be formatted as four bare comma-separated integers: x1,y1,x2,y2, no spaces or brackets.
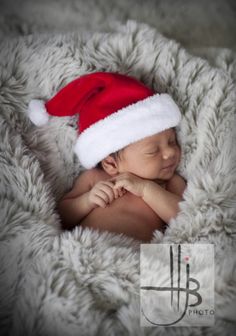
162,147,175,160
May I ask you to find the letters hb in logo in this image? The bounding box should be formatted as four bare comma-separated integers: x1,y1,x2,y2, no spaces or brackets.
140,244,215,327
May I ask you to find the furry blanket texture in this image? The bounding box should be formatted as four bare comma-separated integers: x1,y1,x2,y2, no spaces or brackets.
0,20,236,335
1,0,236,50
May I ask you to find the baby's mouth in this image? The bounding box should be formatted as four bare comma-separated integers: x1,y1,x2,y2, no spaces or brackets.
162,162,175,170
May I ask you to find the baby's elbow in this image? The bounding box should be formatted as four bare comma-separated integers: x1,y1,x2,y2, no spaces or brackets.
57,200,74,230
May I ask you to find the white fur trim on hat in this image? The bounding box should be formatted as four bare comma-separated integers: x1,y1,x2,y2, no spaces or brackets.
27,99,49,126
74,93,181,169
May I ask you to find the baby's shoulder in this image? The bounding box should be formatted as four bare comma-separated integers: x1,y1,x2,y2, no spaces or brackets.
166,173,187,197
77,167,106,186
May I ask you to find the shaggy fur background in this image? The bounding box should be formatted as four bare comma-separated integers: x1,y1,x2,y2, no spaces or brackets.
0,1,236,335
0,20,236,335
1,0,236,49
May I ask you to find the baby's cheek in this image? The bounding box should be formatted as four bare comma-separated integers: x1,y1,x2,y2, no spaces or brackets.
176,146,181,160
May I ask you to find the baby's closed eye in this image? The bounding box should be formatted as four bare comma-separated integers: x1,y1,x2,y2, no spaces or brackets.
146,148,159,155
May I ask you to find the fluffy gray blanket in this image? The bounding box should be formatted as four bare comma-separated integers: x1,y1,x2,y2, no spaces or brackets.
0,21,236,335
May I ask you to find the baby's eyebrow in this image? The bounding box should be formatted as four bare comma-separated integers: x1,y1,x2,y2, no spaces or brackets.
144,135,176,149
143,140,156,146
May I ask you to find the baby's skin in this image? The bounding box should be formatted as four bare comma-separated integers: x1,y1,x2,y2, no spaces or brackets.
58,128,187,242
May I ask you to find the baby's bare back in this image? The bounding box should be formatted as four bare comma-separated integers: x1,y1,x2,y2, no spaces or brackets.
80,169,165,242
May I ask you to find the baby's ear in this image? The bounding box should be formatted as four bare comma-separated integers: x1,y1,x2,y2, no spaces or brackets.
101,155,119,175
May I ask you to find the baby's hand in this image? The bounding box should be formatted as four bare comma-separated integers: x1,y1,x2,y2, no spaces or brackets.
109,172,147,198
88,180,126,208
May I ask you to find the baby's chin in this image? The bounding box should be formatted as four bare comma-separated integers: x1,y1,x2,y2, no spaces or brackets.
128,167,176,181
152,171,176,182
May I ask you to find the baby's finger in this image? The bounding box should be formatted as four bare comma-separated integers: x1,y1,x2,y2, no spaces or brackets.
113,183,123,197
99,184,114,203
95,189,110,204
115,186,126,197
103,181,116,189
112,186,119,199
93,195,107,208
118,188,123,197
102,181,119,200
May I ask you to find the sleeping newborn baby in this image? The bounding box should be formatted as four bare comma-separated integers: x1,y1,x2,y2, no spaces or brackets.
27,72,187,242
58,127,186,241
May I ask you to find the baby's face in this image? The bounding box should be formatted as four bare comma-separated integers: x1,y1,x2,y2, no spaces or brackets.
118,128,181,181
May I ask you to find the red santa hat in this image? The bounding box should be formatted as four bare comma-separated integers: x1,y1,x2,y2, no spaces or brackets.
27,72,181,169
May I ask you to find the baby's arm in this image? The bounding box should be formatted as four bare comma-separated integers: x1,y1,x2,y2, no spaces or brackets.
142,174,187,223
57,170,96,230
58,169,125,230
110,172,186,224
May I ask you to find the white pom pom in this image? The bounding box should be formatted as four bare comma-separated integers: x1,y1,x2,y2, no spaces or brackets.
27,99,49,126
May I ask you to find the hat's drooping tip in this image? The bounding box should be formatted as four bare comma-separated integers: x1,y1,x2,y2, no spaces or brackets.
28,99,49,126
